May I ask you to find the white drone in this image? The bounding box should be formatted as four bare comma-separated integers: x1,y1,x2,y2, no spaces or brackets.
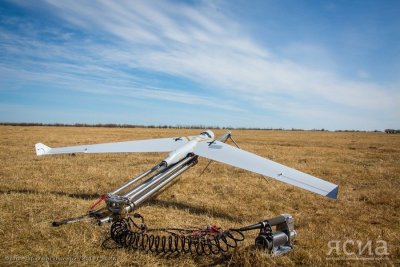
35,130,338,225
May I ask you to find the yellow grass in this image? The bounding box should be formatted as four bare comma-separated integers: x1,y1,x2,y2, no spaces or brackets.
0,126,399,266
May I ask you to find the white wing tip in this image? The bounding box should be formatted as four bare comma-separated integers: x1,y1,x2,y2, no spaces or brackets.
326,185,339,199
35,143,51,156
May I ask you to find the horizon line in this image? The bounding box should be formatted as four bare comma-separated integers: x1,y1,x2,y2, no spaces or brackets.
1,122,396,133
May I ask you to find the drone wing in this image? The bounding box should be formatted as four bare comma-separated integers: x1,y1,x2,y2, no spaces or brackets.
35,137,188,156
194,140,338,199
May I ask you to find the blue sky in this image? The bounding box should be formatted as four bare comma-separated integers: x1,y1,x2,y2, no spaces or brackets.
0,0,399,130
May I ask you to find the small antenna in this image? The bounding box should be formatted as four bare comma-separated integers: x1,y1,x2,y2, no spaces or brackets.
199,131,240,176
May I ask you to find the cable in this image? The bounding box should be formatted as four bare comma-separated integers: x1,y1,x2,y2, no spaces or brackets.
102,214,245,256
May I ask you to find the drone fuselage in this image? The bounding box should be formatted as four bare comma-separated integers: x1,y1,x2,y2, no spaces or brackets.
162,130,214,166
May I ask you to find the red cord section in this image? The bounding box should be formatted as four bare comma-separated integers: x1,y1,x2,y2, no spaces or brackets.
208,225,222,233
90,194,107,210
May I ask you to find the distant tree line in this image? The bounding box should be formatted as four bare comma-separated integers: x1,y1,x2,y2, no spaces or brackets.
0,122,276,130
385,129,400,134
0,122,387,132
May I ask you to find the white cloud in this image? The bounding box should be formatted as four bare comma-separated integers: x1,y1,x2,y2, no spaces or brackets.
4,0,400,129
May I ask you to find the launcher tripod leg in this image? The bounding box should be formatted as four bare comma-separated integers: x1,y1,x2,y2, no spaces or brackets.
52,155,198,226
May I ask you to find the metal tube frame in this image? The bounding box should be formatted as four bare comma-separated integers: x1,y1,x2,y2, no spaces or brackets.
110,163,161,195
96,154,198,224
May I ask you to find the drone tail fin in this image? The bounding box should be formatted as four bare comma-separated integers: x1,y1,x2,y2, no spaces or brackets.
35,143,51,156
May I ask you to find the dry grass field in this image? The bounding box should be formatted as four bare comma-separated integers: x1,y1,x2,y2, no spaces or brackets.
0,125,399,266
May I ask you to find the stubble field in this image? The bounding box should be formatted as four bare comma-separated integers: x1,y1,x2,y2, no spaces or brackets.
0,126,399,266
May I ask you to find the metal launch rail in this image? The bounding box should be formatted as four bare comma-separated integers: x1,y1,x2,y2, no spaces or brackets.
52,154,198,226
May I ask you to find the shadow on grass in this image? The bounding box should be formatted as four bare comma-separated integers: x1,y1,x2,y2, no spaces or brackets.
3,188,249,265
0,188,100,200
147,198,243,223
0,188,242,222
